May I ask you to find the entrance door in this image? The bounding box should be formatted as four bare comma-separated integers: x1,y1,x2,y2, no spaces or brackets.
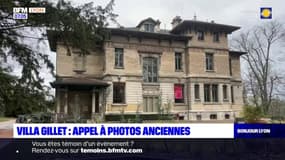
68,91,92,119
79,92,92,119
143,96,159,112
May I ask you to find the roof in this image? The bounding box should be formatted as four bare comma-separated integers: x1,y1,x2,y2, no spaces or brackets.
171,20,240,34
229,50,247,56
109,28,190,42
51,77,109,88
47,27,191,52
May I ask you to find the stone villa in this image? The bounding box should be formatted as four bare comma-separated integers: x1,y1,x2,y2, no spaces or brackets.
48,16,245,121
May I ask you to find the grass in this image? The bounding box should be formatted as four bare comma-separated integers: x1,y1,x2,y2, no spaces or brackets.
0,117,13,122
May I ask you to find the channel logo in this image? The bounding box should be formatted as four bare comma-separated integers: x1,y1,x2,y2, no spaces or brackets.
13,7,28,20
260,7,272,19
13,7,46,19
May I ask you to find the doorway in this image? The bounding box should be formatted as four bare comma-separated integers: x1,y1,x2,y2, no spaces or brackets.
143,96,159,112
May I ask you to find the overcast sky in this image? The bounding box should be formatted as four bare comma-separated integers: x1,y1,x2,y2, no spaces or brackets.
15,0,285,95
81,0,285,30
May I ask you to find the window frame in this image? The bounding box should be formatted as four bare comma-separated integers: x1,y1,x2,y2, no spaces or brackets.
194,84,200,100
204,84,219,103
175,52,183,71
225,114,230,119
210,114,217,120
205,53,214,71
212,84,219,102
223,85,228,101
229,57,232,76
112,82,126,104
204,84,211,102
114,48,124,69
144,23,155,32
231,86,234,103
143,57,158,83
174,84,185,104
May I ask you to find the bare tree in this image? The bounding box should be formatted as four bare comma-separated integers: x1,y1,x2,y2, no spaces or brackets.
233,21,285,114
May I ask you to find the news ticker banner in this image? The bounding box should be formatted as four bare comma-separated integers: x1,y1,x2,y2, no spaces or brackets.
13,123,285,139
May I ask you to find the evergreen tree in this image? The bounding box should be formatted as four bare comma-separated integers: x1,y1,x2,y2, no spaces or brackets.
0,0,117,116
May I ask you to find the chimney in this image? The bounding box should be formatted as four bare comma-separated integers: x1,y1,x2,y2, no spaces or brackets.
155,19,161,31
171,16,182,28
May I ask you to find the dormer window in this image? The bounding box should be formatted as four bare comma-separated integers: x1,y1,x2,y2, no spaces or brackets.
144,23,154,32
137,18,160,32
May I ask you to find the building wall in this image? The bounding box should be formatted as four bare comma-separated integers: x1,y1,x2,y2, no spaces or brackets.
56,44,104,77
55,30,244,120
104,36,186,77
187,30,228,49
187,48,230,77
230,55,242,80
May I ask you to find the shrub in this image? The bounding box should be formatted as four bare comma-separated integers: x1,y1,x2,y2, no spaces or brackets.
16,112,53,123
243,105,262,123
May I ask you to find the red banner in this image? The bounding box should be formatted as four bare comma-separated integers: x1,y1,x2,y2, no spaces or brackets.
174,85,183,99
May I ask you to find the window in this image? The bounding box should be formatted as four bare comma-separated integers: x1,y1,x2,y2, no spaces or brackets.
143,57,158,83
205,53,214,71
204,84,219,103
144,23,154,32
197,31,204,40
210,114,217,120
73,54,86,72
213,32,219,42
225,114,230,119
175,52,183,71
115,48,124,68
223,85,228,100
113,83,125,103
229,57,232,76
196,115,202,120
194,84,200,100
204,84,211,102
174,84,184,103
212,84,218,102
231,86,234,103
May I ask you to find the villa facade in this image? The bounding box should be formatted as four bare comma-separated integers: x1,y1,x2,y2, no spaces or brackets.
48,16,245,121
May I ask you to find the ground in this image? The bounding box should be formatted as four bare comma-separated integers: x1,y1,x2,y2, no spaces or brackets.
0,119,15,138
0,117,13,122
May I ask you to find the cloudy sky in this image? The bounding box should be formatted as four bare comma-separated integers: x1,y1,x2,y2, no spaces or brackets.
19,0,285,95
82,0,285,29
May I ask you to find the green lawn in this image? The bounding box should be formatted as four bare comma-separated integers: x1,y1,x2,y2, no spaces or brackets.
0,117,13,122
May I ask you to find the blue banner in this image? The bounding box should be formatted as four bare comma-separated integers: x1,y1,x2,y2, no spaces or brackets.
234,124,285,138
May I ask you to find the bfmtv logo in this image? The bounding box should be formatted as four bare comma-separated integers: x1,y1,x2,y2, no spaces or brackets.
13,7,28,19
